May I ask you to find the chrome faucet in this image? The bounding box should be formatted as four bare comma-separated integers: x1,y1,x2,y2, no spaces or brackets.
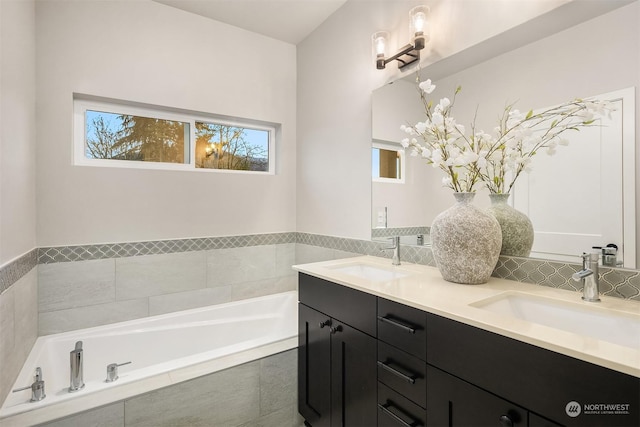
572,252,600,302
382,236,401,266
69,341,85,392
12,367,46,402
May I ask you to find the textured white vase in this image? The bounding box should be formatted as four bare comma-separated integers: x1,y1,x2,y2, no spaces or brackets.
430,192,502,284
487,193,534,257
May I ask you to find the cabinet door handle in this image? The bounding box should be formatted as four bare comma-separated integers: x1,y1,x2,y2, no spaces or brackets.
330,325,342,334
378,403,420,427
377,315,416,334
318,319,331,328
499,415,513,427
377,361,416,384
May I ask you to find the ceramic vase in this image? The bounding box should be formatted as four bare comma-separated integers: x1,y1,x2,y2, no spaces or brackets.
430,192,502,284
487,193,534,257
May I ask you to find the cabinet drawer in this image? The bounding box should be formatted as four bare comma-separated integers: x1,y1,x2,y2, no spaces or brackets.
377,341,426,408
299,273,377,336
377,298,427,360
378,382,426,427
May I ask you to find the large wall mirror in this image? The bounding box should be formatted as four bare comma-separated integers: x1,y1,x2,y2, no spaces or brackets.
371,3,638,268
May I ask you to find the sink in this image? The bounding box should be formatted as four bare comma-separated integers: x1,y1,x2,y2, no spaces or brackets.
327,263,410,282
470,292,640,349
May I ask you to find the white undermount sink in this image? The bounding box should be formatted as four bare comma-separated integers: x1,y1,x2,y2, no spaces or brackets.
470,292,640,349
327,263,410,282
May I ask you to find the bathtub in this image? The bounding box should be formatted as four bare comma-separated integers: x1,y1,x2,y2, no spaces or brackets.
0,291,298,426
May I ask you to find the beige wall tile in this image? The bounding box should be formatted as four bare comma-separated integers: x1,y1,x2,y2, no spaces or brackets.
115,252,206,300
38,299,148,335
125,361,261,427
207,246,276,287
37,402,124,427
38,259,115,312
148,287,234,316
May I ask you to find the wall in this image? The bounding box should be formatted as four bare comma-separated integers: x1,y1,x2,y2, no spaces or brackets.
36,0,297,247
0,0,38,407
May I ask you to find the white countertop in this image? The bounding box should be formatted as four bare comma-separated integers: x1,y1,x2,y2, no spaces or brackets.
293,256,640,378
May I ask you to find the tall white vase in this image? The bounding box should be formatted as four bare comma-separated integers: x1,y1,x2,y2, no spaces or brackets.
430,192,502,284
487,193,534,257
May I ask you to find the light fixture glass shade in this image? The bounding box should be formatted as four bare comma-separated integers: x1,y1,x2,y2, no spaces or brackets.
410,5,430,49
372,31,389,69
372,31,388,57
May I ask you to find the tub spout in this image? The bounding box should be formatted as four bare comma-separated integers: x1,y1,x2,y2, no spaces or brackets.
69,341,85,392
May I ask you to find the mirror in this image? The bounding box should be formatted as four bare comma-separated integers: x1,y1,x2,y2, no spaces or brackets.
371,6,637,268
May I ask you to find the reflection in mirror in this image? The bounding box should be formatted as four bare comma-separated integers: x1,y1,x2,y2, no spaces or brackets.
370,4,638,268
372,142,404,182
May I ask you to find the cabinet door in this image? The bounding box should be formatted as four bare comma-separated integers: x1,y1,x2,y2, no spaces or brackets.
427,365,528,427
299,304,332,427
330,321,378,427
529,413,564,427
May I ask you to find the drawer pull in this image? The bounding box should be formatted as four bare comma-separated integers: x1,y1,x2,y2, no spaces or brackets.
378,403,420,427
377,315,416,334
377,361,416,384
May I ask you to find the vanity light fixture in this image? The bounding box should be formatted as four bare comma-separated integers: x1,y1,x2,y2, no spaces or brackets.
373,5,430,70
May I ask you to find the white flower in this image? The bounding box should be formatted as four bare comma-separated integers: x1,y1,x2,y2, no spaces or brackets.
419,79,436,94
400,138,410,148
415,121,428,134
546,146,557,156
441,176,452,187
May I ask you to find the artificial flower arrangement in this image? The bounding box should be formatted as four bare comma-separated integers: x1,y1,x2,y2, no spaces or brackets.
400,77,614,194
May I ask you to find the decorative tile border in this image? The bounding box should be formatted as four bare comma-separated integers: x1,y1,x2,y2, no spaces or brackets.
1,232,639,301
0,249,38,295
38,232,296,264
371,226,430,239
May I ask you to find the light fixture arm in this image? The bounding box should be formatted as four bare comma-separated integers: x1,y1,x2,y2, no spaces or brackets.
378,43,422,70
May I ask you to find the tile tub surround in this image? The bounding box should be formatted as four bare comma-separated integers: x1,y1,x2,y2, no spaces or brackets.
33,349,300,427
0,269,38,410
38,243,298,335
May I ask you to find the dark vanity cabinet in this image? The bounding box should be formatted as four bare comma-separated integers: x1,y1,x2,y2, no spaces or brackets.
426,313,639,427
298,273,640,427
377,298,427,427
298,274,378,427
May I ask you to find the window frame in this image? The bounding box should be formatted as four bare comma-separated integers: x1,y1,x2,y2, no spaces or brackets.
372,141,406,184
73,96,277,175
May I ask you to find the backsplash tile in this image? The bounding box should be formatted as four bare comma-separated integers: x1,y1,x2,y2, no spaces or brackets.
371,226,429,239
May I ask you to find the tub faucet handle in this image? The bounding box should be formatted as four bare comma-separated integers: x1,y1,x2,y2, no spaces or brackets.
12,367,46,402
106,361,131,383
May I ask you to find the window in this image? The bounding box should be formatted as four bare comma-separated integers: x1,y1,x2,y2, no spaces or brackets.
74,96,276,174
372,142,405,183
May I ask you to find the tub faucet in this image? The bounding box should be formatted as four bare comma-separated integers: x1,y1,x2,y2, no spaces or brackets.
69,341,85,392
572,252,601,302
12,367,46,402
382,236,401,266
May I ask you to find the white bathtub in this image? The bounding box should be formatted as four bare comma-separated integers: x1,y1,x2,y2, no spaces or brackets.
0,291,298,426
